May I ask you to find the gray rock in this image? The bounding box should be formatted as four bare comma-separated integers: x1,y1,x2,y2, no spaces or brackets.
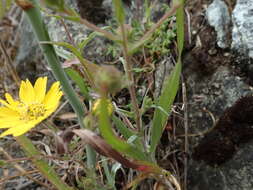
186,65,253,189
186,66,251,133
206,0,231,48
15,15,48,81
232,0,253,58
46,16,88,47
189,142,253,190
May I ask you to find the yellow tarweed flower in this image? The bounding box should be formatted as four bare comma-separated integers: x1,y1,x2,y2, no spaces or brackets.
92,98,114,116
0,77,63,137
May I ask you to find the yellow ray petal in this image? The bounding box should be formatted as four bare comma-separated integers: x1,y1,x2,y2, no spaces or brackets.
44,105,58,117
0,99,10,107
34,77,47,102
0,107,19,117
0,123,34,137
43,82,61,106
25,79,35,103
5,93,15,105
4,94,20,111
19,81,29,103
19,79,35,103
45,92,62,111
0,99,18,111
0,118,23,128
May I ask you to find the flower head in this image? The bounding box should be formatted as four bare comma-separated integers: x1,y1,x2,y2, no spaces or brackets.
0,77,63,137
92,98,114,116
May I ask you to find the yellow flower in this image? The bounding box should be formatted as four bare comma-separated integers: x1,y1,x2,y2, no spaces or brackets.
92,98,114,116
0,77,63,137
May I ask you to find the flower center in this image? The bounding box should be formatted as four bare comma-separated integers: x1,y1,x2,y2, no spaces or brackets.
27,104,46,120
18,103,46,121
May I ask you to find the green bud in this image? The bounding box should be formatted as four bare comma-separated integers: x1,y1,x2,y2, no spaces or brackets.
94,65,124,95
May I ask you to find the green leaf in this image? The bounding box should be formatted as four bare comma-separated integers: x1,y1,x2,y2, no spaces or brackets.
16,135,73,190
149,0,184,155
98,98,147,161
112,115,144,151
150,61,181,153
174,0,184,55
65,68,90,100
0,159,7,166
112,115,135,139
78,26,110,51
112,0,125,24
40,41,96,85
101,159,114,188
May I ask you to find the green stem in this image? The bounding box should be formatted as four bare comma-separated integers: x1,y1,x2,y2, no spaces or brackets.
23,0,85,124
16,135,73,190
16,0,96,168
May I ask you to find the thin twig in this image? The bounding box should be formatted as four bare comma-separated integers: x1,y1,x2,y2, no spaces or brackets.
0,170,39,184
185,8,191,45
0,147,52,189
59,19,76,46
182,81,188,190
0,154,88,173
79,18,119,42
172,108,181,188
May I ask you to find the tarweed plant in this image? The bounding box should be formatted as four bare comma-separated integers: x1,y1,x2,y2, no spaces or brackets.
0,0,184,189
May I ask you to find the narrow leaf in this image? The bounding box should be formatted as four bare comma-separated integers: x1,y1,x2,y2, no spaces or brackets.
65,68,90,99
112,0,125,24
112,115,135,139
101,159,115,187
150,62,181,153
72,129,139,169
99,98,147,161
174,0,184,55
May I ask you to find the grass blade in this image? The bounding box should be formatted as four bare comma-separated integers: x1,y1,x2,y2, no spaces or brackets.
150,0,184,155
150,62,181,153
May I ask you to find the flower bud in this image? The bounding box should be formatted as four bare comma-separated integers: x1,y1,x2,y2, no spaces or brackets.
92,98,114,116
94,65,124,95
